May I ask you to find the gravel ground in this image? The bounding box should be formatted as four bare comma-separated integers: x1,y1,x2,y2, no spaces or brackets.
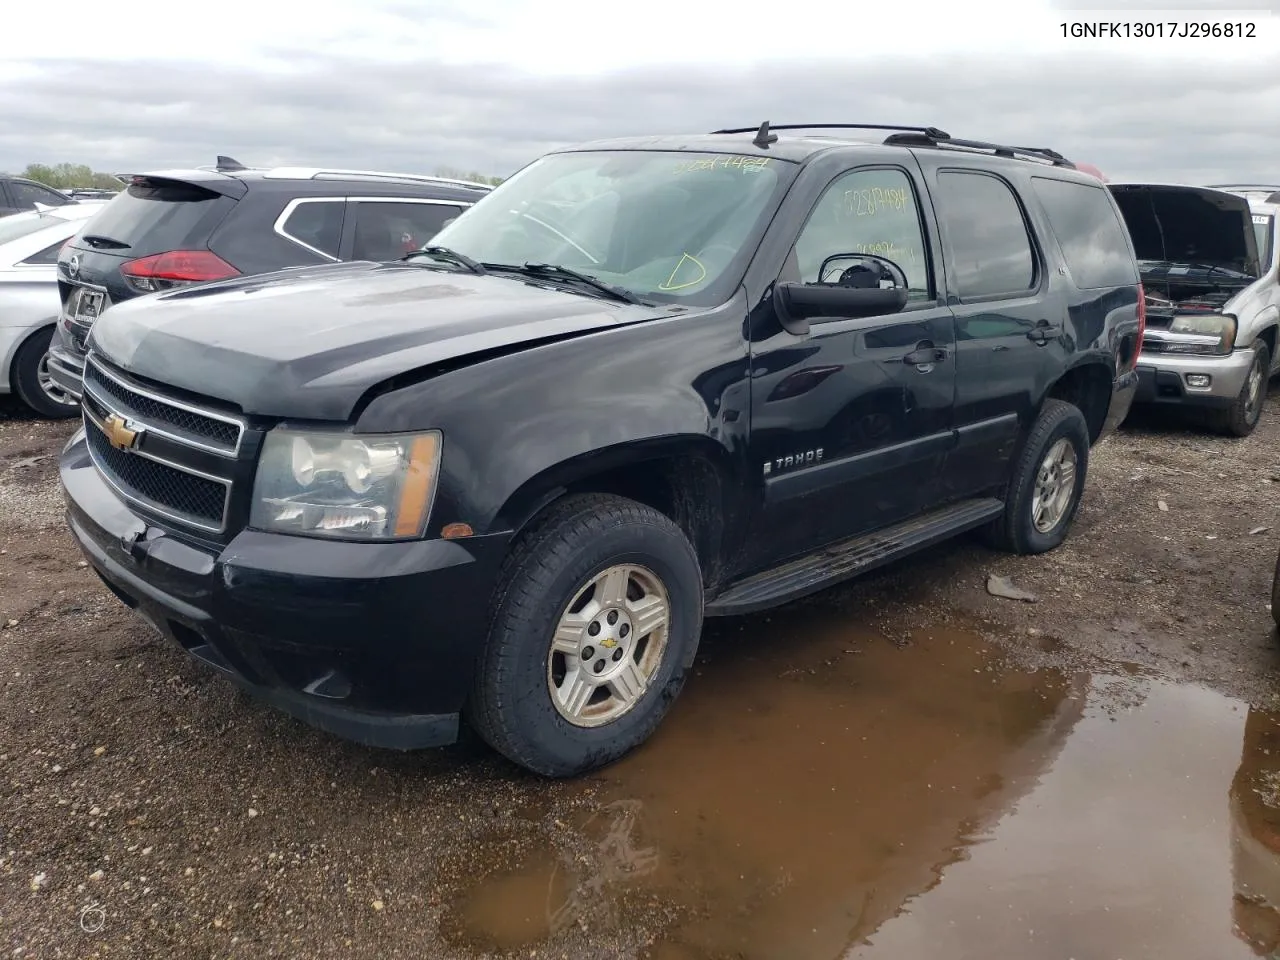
2,386,1278,958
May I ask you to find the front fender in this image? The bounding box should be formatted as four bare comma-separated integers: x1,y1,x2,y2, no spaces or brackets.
1242,305,1280,350
354,298,752,536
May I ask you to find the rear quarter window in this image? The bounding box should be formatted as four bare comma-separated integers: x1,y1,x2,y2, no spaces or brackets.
79,180,235,257
1031,177,1139,289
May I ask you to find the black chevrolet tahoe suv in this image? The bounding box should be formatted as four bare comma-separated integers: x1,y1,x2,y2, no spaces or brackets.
44,157,492,416
57,122,1143,777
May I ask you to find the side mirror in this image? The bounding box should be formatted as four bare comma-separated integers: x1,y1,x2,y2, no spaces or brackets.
773,281,908,336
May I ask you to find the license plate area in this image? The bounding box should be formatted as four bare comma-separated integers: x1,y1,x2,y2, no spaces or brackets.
69,286,107,326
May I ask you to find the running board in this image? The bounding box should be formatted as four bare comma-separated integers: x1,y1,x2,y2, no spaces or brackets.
705,497,1004,617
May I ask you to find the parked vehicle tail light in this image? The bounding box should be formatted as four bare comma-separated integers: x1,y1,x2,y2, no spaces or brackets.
1133,283,1146,368
121,250,240,293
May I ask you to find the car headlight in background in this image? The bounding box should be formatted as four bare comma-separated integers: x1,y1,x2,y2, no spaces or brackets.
250,428,442,540
1164,313,1237,356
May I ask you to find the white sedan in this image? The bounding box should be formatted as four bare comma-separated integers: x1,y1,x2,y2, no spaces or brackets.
0,201,107,417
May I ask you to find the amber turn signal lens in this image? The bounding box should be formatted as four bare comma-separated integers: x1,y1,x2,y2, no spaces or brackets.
393,433,441,537
440,522,474,540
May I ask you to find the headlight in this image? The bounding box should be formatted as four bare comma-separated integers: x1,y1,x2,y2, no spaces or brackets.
250,428,442,540
1165,313,1236,355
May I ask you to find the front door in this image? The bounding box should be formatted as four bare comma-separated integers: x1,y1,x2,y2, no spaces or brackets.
745,163,957,571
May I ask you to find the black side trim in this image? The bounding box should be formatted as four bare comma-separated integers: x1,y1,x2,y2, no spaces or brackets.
706,496,1003,616
764,429,955,503
955,412,1020,449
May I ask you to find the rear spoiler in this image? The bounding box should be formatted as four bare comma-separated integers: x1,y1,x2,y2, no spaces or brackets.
127,169,249,200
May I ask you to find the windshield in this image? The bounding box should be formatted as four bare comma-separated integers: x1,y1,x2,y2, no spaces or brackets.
1255,215,1274,270
430,150,794,305
0,211,64,247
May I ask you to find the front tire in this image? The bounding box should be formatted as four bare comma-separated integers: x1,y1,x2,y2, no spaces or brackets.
467,493,703,777
11,327,79,419
985,398,1090,555
1207,339,1269,438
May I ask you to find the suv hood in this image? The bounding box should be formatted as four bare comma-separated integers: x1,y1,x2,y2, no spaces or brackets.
1109,183,1261,277
88,261,671,420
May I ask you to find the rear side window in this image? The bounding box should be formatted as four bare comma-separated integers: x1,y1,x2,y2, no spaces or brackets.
350,201,464,262
78,179,234,257
23,239,66,265
1031,177,1138,288
279,200,345,258
933,171,1037,299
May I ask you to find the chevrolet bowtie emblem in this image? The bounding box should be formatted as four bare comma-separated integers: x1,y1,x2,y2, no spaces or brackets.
101,414,141,451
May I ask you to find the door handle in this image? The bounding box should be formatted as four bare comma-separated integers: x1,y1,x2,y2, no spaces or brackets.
903,342,948,366
1026,319,1060,346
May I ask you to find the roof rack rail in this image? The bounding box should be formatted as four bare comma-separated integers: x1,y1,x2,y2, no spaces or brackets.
262,167,494,190
883,130,1073,167
713,123,952,140
711,123,1073,167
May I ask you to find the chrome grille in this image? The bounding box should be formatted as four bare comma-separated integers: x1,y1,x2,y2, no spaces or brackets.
82,355,244,455
80,352,246,534
85,422,228,527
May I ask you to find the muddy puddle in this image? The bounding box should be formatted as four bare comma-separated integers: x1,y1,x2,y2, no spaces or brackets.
440,609,1280,960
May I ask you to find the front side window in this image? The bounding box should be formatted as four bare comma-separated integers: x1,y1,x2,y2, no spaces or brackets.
934,171,1037,299
431,150,794,305
792,167,933,300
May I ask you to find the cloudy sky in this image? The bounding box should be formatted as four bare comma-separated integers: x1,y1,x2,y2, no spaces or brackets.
4,0,1278,183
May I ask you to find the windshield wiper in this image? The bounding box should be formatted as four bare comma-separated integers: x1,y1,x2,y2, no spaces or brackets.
484,262,646,305
400,245,486,274
80,234,131,250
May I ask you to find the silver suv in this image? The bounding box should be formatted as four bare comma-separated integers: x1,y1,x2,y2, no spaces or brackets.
1109,182,1278,436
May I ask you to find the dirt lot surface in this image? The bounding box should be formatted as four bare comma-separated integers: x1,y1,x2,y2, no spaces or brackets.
2,389,1279,959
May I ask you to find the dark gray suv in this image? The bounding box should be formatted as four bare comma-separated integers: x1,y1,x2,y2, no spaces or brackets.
45,157,493,415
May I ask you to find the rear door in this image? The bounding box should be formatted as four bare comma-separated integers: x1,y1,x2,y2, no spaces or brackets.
913,157,1061,498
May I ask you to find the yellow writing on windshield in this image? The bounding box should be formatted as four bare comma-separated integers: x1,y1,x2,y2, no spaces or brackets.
842,186,911,217
673,156,772,175
659,253,707,291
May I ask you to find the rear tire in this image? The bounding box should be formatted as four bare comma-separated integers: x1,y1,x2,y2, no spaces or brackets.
1206,339,1269,438
984,398,1090,555
467,493,703,777
11,327,79,419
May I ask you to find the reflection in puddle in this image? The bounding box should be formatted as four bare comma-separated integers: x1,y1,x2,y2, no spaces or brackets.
443,609,1280,960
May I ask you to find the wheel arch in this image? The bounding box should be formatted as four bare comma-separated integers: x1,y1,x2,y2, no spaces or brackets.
1254,320,1278,366
492,435,744,592
4,321,56,393
1041,360,1114,444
